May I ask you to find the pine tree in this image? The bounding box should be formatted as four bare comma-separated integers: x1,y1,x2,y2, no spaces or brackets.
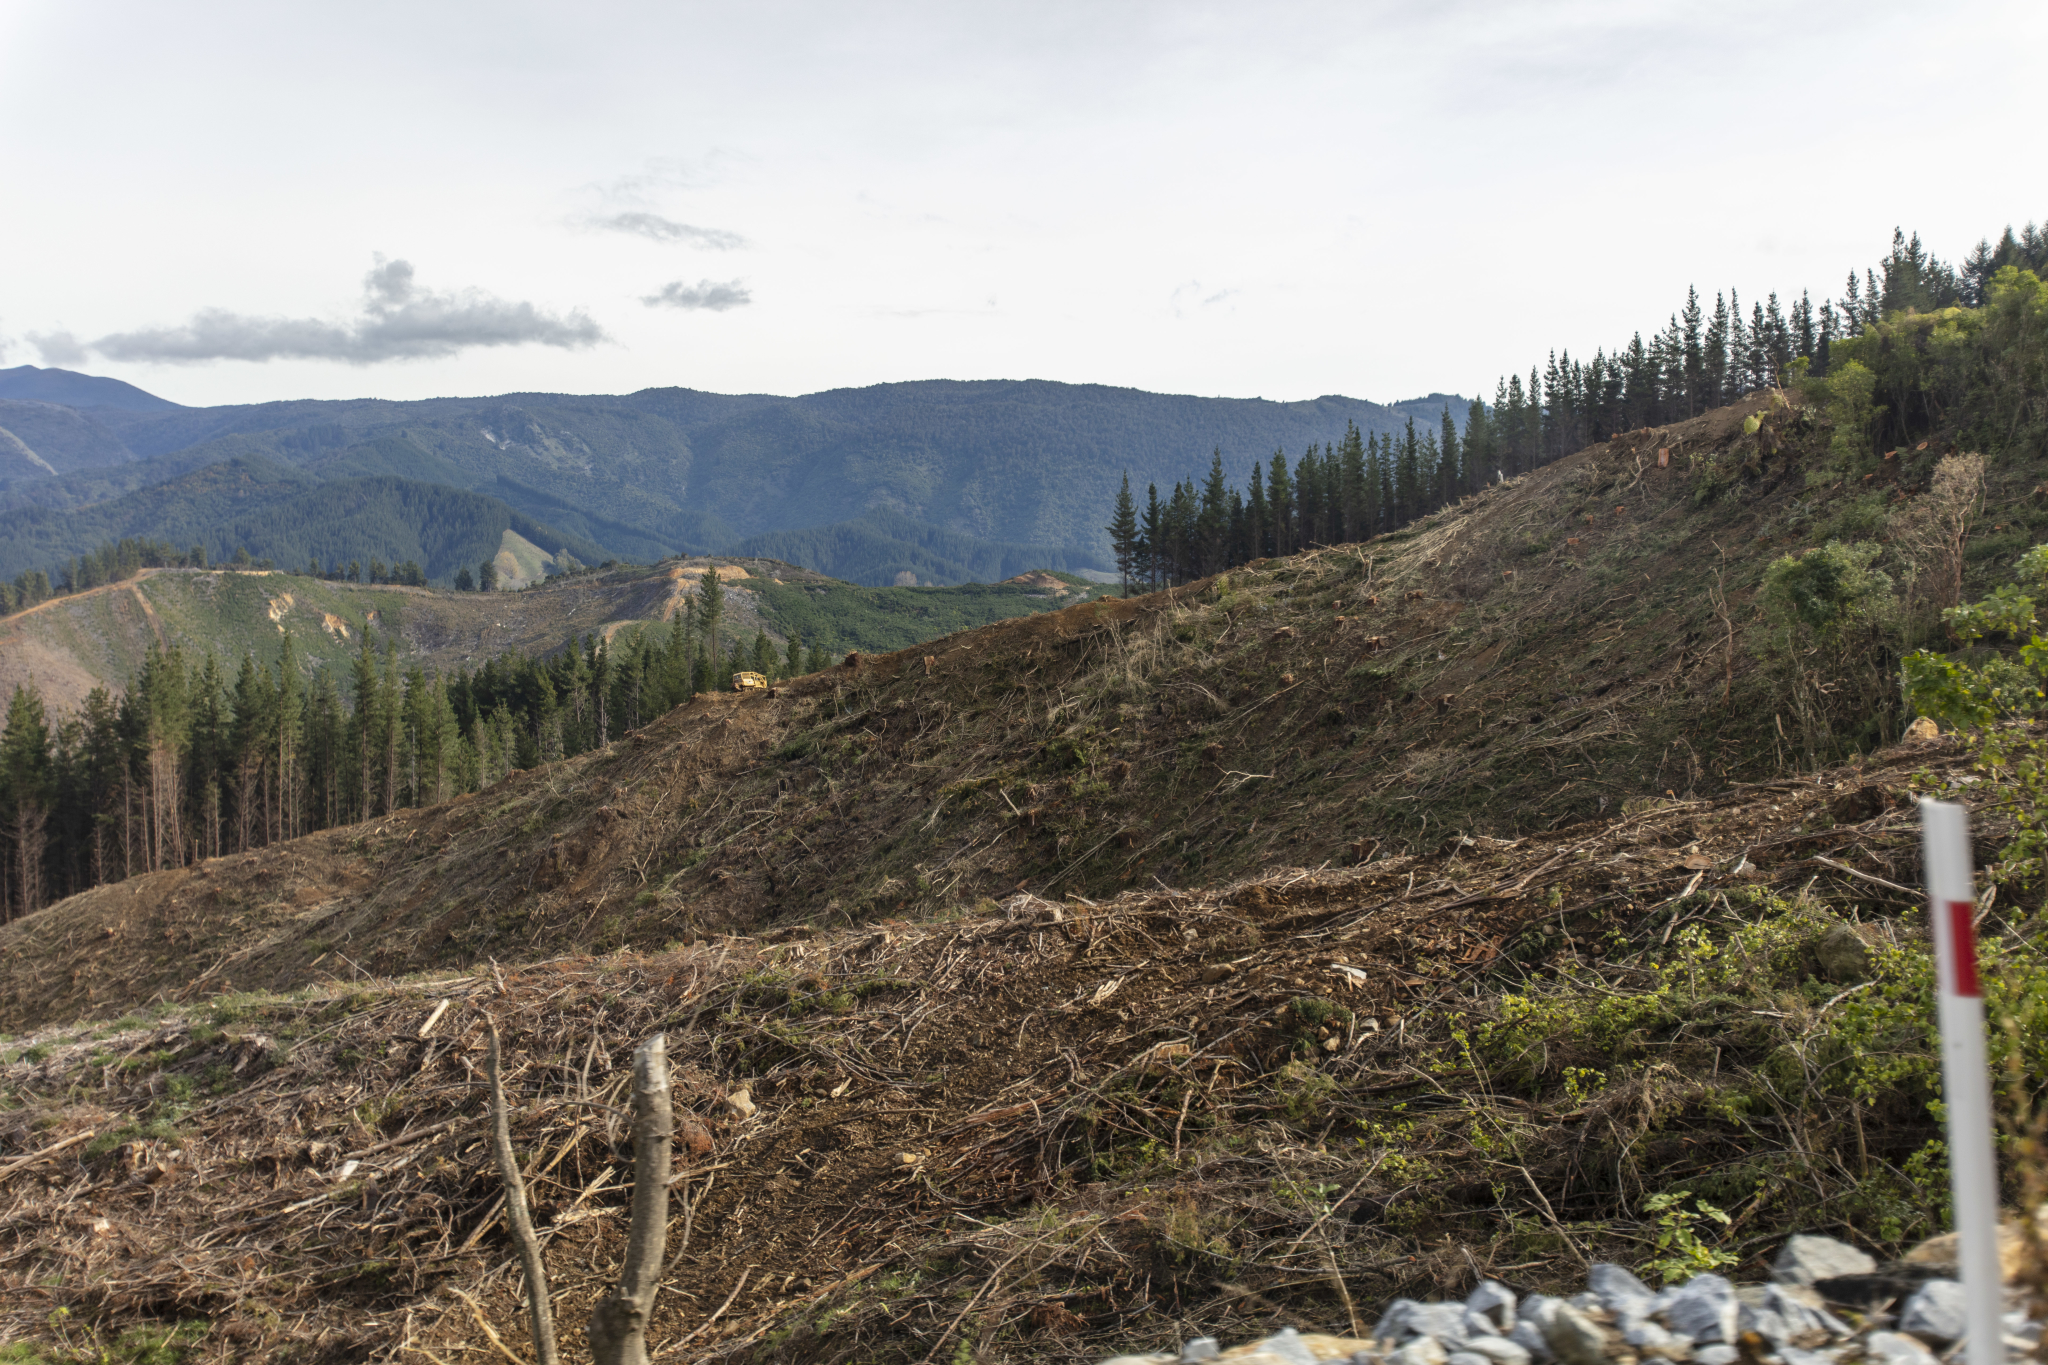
1439,407,1462,500
1363,433,1386,534
1337,422,1366,541
1681,287,1705,415
1394,418,1422,524
1705,293,1731,408
698,567,726,686
1266,451,1293,556
1461,398,1493,490
1107,473,1139,594
1140,484,1163,587
1245,461,1269,560
273,632,301,842
0,685,52,920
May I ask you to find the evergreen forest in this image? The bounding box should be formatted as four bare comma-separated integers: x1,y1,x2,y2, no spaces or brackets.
0,566,825,921
1108,225,2048,586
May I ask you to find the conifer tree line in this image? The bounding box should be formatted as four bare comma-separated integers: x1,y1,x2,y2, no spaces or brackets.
0,570,832,922
1107,222,2048,589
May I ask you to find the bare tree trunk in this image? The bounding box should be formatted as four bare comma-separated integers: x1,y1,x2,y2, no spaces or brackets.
590,1034,672,1365
486,1024,559,1365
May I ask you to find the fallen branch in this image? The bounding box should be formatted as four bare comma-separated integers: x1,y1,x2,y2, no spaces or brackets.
1812,855,1916,897
487,1022,558,1365
0,1129,96,1184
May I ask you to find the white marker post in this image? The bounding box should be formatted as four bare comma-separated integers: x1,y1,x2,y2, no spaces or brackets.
1920,799,2004,1365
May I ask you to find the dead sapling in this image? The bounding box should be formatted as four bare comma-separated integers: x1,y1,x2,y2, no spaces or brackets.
484,1025,674,1365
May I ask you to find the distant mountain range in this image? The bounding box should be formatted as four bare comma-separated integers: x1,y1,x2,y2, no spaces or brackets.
0,367,1468,586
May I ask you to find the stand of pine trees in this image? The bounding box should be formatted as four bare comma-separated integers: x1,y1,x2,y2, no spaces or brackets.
1109,223,2048,587
0,582,831,923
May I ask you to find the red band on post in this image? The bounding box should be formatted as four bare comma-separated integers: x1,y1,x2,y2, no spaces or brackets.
1947,899,1981,998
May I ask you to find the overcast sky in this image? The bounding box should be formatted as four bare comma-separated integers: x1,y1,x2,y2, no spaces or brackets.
0,0,2039,409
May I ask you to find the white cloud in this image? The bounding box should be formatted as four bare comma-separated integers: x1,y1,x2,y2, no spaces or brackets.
642,279,752,311
79,259,607,365
586,211,746,249
29,331,88,367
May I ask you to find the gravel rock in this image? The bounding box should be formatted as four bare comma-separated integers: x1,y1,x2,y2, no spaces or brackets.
1507,1321,1552,1361
1816,924,1872,983
1259,1329,1319,1365
1093,1233,2043,1365
1662,1274,1738,1344
1407,1304,1476,1344
1773,1235,1877,1288
1210,1328,1319,1365
1458,1334,1531,1365
1897,1279,1967,1345
1387,1337,1448,1365
1621,1319,1689,1359
1586,1264,1655,1317
1374,1301,1424,1341
1464,1309,1503,1340
1778,1348,1842,1365
1539,1303,1609,1365
1860,1331,1937,1365
1468,1282,1517,1330
1761,1282,1851,1343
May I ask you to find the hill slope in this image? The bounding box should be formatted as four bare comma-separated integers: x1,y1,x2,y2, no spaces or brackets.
0,363,182,411
3,387,2045,1361
0,388,1917,1010
0,556,1116,713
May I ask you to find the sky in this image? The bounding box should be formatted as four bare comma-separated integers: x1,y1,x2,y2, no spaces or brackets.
0,0,2040,410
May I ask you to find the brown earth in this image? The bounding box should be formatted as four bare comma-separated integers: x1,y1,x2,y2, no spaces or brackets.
0,730,1973,1361
1,388,2036,1361
0,389,1910,1030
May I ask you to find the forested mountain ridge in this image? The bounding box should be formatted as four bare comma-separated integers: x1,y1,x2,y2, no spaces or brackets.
0,375,1471,583
0,455,613,587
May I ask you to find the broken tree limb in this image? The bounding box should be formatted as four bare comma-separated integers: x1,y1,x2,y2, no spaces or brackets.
0,1128,96,1184
590,1033,672,1365
486,1022,559,1365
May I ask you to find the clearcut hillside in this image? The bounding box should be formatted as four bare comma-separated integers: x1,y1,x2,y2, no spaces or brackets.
8,386,2005,1023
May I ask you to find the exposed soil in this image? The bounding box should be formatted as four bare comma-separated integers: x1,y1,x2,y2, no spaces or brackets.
0,731,1975,1361
2,390,2037,1362
0,390,1944,1029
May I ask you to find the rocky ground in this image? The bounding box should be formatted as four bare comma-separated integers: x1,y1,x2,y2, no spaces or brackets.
1105,1236,2040,1365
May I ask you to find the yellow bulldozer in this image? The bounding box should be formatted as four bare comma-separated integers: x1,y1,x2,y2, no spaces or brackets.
732,671,768,692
